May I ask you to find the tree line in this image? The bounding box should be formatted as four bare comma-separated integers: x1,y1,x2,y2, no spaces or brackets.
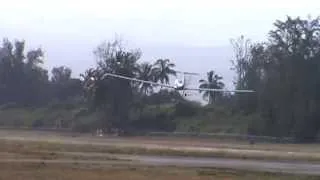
232,16,320,142
0,16,320,142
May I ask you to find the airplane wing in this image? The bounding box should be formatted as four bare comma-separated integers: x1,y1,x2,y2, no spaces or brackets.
184,87,255,93
175,71,200,76
99,72,255,93
101,72,176,89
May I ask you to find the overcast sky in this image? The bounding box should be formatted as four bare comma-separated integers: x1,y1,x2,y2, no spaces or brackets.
0,0,319,101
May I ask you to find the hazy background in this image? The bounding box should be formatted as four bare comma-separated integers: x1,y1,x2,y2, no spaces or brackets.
0,0,319,101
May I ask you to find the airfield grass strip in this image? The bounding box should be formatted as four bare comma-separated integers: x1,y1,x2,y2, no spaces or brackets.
1,139,320,162
0,162,318,180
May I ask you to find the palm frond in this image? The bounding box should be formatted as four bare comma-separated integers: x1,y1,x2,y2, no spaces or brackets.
217,82,225,88
199,83,209,88
167,63,175,67
164,59,170,63
202,91,209,101
164,75,170,84
167,69,176,76
199,83,209,93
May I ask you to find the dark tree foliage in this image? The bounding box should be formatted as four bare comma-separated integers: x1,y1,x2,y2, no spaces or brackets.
232,16,320,142
51,66,72,83
137,62,156,96
3,16,320,142
199,70,225,104
0,39,49,106
153,59,176,84
50,66,82,102
81,39,177,134
0,40,82,107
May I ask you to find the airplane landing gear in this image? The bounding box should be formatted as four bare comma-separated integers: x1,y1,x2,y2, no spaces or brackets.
181,91,189,97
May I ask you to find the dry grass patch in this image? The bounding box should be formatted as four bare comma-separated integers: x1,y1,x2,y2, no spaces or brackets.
1,139,320,162
0,162,318,180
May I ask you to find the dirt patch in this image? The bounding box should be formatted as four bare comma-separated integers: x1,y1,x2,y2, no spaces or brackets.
1,138,320,162
0,162,317,180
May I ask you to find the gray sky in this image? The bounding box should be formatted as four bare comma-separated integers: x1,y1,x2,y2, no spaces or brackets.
0,0,319,101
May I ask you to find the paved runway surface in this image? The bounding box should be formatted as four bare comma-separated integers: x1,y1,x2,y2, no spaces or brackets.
1,155,320,175
0,129,320,175
135,155,320,175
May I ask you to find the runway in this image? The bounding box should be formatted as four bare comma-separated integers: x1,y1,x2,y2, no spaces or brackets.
1,154,320,175
0,129,320,175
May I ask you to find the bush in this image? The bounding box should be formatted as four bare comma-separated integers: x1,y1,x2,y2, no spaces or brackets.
13,118,24,127
71,111,101,133
32,118,44,128
174,105,254,134
174,101,201,117
131,104,176,132
72,122,92,133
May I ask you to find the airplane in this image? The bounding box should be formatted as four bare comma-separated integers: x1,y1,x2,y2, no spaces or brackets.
91,71,255,95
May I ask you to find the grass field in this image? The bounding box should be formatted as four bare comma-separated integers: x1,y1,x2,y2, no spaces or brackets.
0,162,319,180
2,129,320,162
0,129,320,179
2,138,320,162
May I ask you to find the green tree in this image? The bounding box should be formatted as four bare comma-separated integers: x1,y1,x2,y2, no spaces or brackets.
51,66,72,83
0,39,49,105
50,66,82,102
199,70,225,105
153,59,176,84
84,39,142,134
231,16,320,142
230,36,263,114
137,62,156,96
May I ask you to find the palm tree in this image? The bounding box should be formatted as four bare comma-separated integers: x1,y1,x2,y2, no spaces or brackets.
199,70,225,104
93,42,143,134
26,48,44,68
153,59,176,84
51,66,72,83
132,62,157,119
137,62,156,96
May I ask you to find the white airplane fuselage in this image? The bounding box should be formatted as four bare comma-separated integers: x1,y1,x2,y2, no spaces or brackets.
174,79,185,90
